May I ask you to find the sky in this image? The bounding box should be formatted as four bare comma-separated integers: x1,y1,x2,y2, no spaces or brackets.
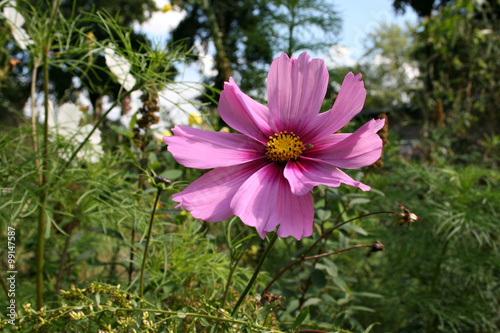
333,0,417,59
134,0,419,72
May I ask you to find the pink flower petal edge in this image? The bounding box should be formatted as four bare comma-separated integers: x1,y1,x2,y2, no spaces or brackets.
303,72,366,143
230,163,314,240
172,159,268,222
219,78,276,144
284,157,370,196
267,52,329,135
306,118,385,169
163,125,264,169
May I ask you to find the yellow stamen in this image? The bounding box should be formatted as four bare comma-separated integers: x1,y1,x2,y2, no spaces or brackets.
265,131,304,163
188,113,202,126
162,4,173,13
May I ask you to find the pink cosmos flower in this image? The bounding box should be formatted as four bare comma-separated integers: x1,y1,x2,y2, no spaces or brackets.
163,52,384,240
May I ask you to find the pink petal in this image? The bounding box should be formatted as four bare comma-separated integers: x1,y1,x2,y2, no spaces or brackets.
306,118,385,169
172,159,268,222
303,72,366,143
284,157,371,196
231,163,314,240
267,53,329,135
163,125,264,169
219,78,276,143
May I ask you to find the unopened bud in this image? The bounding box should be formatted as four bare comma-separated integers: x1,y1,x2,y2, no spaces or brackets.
154,175,172,186
367,240,385,257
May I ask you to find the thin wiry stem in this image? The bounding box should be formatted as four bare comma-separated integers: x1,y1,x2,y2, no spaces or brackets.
36,0,61,310
55,234,71,294
30,64,42,185
232,231,278,316
139,187,162,298
129,128,149,287
36,43,50,311
262,211,394,296
262,244,372,295
222,234,253,308
303,211,394,258
57,90,132,177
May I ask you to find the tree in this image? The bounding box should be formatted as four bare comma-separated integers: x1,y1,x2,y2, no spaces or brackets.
393,0,452,17
172,0,274,96
412,0,500,142
0,0,157,118
171,0,342,98
267,0,341,56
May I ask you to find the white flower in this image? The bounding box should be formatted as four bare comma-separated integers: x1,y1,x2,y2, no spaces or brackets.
158,83,202,126
3,5,34,50
104,47,136,92
48,102,103,163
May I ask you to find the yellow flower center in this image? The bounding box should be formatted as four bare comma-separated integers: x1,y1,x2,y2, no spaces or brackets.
265,131,304,163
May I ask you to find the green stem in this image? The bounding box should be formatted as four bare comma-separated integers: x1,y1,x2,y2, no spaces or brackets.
231,231,278,316
36,43,51,310
262,244,372,295
30,63,42,185
129,129,149,287
36,1,63,309
303,211,393,257
139,187,162,298
221,237,253,308
57,90,132,177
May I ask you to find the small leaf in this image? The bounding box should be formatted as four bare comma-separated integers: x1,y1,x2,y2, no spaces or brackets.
256,304,273,324
161,169,183,180
108,123,133,138
339,224,368,236
333,276,350,292
354,291,383,299
338,231,349,249
122,145,138,163
177,311,187,318
351,305,376,312
291,307,309,332
302,297,321,307
316,209,331,221
310,269,326,289
363,322,380,333
75,249,96,262
333,312,346,326
322,258,338,277
349,198,371,206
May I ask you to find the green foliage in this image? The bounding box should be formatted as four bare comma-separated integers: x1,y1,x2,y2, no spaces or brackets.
1,282,286,332
0,0,157,116
351,161,500,332
393,0,452,17
413,0,500,141
267,0,342,56
172,0,275,95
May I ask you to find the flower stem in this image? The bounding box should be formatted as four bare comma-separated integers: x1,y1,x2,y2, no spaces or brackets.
261,210,395,297
221,236,252,308
30,63,42,185
262,244,372,295
36,42,52,310
139,187,162,298
303,211,393,257
57,90,132,177
231,231,278,316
